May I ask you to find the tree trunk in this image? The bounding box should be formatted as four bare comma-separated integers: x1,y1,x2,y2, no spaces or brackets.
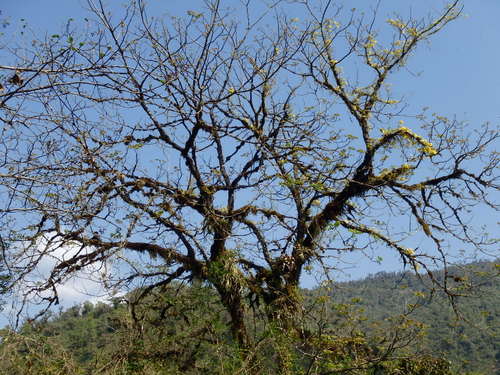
222,290,250,349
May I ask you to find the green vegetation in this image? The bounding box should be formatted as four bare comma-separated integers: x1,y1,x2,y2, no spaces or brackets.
1,260,497,374
315,260,500,374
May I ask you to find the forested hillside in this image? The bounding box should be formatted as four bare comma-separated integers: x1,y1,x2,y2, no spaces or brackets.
318,260,500,374
0,260,497,374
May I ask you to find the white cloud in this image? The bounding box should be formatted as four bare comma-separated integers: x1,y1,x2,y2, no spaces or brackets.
2,234,118,327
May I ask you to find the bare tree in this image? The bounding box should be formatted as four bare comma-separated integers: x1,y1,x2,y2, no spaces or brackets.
0,0,497,359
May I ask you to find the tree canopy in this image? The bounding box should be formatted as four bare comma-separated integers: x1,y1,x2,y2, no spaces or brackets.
0,0,498,371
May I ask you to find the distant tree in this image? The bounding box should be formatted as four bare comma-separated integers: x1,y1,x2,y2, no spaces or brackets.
0,0,497,372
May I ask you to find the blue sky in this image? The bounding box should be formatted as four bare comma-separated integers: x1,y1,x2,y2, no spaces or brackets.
1,1,498,322
3,0,498,130
3,0,499,120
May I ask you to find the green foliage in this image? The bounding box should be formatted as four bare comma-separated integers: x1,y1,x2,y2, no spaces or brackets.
0,329,82,375
1,260,497,374
310,260,499,374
